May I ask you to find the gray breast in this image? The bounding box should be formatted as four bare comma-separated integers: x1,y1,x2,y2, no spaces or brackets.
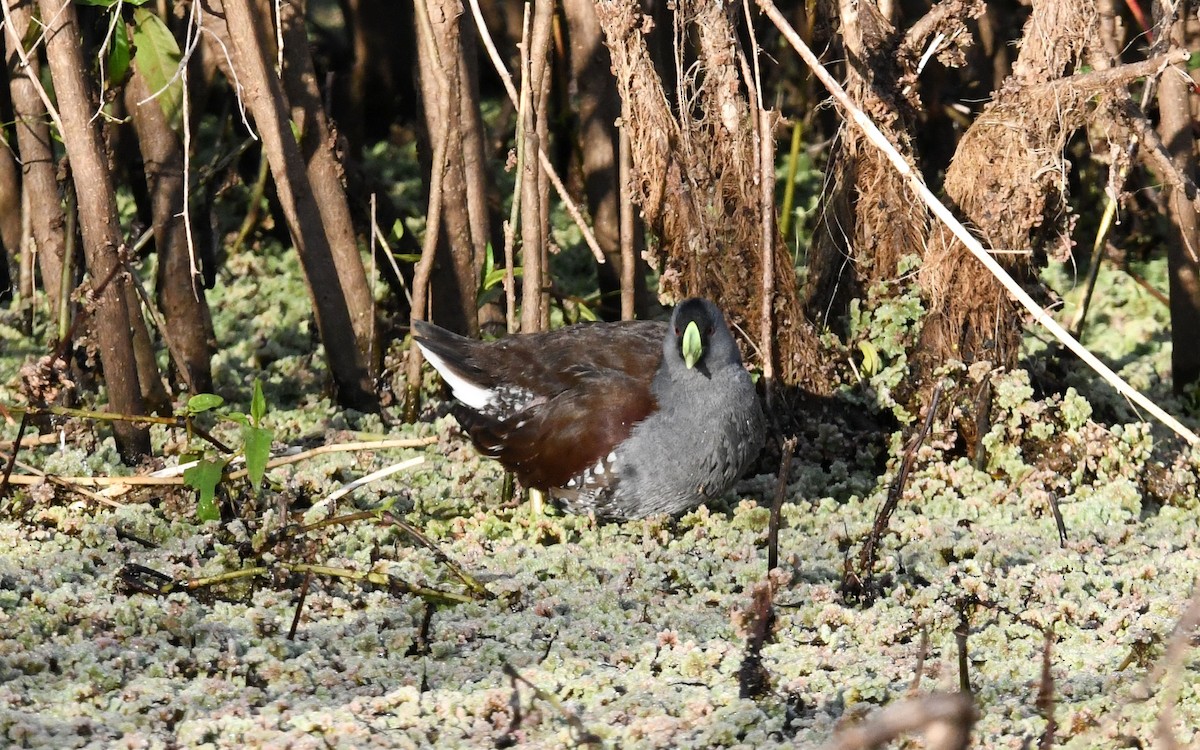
603,366,764,519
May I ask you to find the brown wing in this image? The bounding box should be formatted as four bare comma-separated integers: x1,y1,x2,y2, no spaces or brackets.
455,365,657,489
418,318,665,488
479,320,659,383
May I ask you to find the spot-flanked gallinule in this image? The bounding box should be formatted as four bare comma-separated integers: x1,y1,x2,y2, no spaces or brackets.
412,298,765,520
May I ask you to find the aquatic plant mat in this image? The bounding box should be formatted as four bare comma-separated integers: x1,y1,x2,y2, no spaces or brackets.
1,396,1198,747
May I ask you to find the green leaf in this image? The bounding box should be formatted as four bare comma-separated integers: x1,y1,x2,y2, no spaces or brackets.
483,242,495,280
250,380,267,426
242,425,273,490
225,413,249,426
130,8,183,132
186,393,224,414
106,20,131,86
482,265,521,292
391,219,405,241
184,459,226,521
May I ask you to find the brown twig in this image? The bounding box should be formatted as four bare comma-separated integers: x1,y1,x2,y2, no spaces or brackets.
0,411,30,498
737,579,776,699
1078,583,1200,746
1047,492,1067,548
407,602,435,657
1037,626,1058,750
758,106,777,397
1073,44,1176,337
820,693,976,750
380,511,493,599
1034,49,1189,99
287,569,313,640
120,561,475,605
619,107,636,321
901,0,969,53
955,602,973,695
520,0,554,333
500,663,603,747
502,6,530,335
848,382,943,602
0,433,61,452
3,438,436,493
740,0,778,395
1138,583,1200,749
463,0,606,265
298,509,491,600
1118,255,1172,306
405,0,451,421
121,258,196,395
767,436,798,571
0,454,121,508
907,626,929,696
3,474,185,488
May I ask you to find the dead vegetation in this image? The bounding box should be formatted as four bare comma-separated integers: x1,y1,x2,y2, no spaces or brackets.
594,0,827,391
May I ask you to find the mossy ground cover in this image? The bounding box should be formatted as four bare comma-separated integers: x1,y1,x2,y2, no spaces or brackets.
1,244,1198,748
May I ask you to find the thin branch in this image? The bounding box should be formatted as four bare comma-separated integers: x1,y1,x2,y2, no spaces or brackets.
122,258,197,394
3,474,184,487
1,0,67,135
758,106,777,389
1037,626,1058,750
2,438,436,493
463,0,606,265
619,106,636,320
4,403,230,452
907,627,929,696
500,663,603,747
848,383,943,601
150,436,438,478
180,2,199,290
405,0,450,418
767,436,797,571
309,456,425,510
521,0,552,333
503,7,530,335
1033,50,1189,99
91,0,125,123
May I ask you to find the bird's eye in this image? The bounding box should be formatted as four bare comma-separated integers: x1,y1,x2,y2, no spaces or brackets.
707,326,714,335
675,326,682,336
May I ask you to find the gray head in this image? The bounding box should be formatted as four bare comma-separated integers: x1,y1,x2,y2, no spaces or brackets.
663,298,743,378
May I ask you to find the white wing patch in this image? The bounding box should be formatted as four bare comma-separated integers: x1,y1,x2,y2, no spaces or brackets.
416,341,496,411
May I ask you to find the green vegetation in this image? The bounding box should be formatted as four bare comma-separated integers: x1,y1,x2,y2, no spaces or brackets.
180,382,274,521
2,227,1198,747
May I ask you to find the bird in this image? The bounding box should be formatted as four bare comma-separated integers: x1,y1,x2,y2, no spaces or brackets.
411,298,765,520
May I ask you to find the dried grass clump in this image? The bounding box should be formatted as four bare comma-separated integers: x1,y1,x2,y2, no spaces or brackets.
593,0,826,388
918,0,1103,371
805,0,962,330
